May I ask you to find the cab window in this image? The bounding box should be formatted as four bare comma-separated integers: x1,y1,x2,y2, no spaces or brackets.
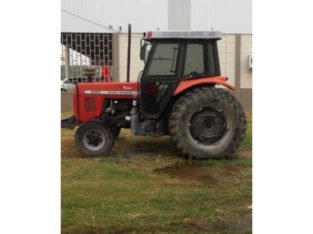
183,41,220,78
184,43,205,78
146,43,179,76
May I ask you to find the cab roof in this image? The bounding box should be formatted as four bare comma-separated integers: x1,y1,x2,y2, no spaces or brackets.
144,31,222,40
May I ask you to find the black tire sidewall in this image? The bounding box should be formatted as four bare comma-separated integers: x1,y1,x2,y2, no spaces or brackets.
170,87,245,159
184,100,237,158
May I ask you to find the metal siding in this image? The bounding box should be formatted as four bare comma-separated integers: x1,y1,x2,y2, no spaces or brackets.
168,0,191,30
61,11,113,33
191,0,252,33
62,0,168,33
61,0,251,33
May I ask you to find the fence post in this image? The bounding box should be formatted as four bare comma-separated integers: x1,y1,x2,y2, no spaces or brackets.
64,46,70,79
112,33,120,82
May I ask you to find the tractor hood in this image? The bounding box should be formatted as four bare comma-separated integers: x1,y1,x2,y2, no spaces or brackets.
73,82,139,122
79,82,139,97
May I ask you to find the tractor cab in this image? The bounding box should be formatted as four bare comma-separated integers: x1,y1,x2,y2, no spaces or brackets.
139,31,222,119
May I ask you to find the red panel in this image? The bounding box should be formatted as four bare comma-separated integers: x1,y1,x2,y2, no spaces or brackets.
173,76,235,96
146,31,153,38
76,82,139,122
84,97,96,112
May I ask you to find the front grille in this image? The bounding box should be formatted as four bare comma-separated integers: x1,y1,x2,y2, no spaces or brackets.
85,97,96,112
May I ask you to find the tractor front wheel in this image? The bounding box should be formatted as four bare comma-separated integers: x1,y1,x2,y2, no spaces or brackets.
169,87,247,159
75,121,114,157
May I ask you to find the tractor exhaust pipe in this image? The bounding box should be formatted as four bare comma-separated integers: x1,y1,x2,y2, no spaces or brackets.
130,102,139,135
126,24,131,82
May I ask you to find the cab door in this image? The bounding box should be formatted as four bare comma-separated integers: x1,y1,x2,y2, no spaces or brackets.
140,42,183,119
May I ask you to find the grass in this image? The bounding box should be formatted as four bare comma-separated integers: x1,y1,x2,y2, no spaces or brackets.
61,112,252,234
241,111,252,151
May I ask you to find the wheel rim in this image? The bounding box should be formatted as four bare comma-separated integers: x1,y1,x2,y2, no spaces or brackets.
187,106,233,149
82,129,106,152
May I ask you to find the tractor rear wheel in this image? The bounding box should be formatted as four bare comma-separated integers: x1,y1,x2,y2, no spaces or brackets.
75,121,114,157
169,87,247,159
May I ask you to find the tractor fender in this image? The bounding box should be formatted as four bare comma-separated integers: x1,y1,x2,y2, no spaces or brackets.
78,118,105,127
77,117,121,139
173,76,235,96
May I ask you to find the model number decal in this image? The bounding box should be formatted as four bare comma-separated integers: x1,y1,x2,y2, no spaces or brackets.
84,90,138,95
123,85,133,90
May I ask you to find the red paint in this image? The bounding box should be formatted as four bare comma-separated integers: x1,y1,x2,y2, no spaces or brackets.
146,31,153,38
146,82,158,97
173,76,235,96
73,82,138,122
73,85,78,120
100,65,111,82
73,76,234,123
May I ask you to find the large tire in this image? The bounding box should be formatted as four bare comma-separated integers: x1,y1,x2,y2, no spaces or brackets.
169,86,247,159
75,121,114,157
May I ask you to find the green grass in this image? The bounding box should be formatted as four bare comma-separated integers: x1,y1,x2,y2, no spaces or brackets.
61,112,252,234
242,112,252,150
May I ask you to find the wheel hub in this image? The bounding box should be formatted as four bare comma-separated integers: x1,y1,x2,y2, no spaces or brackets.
189,108,227,145
83,129,105,151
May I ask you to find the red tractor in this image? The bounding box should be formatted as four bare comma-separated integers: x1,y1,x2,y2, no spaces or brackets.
62,29,247,159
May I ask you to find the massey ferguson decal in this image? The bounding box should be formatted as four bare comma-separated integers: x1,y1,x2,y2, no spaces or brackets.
84,90,138,95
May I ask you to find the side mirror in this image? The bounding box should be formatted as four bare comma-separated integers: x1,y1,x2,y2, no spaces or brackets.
140,39,147,61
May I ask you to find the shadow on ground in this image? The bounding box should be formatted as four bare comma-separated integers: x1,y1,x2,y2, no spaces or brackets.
62,129,251,160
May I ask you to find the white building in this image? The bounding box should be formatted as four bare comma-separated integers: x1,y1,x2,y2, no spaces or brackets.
62,0,252,33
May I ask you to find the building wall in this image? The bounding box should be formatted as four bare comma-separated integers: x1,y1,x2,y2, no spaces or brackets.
218,34,252,91
239,34,252,109
61,0,168,33
168,0,191,30
218,35,236,86
61,10,113,33
61,0,251,34
240,35,252,89
61,92,73,113
117,34,144,82
191,0,252,33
